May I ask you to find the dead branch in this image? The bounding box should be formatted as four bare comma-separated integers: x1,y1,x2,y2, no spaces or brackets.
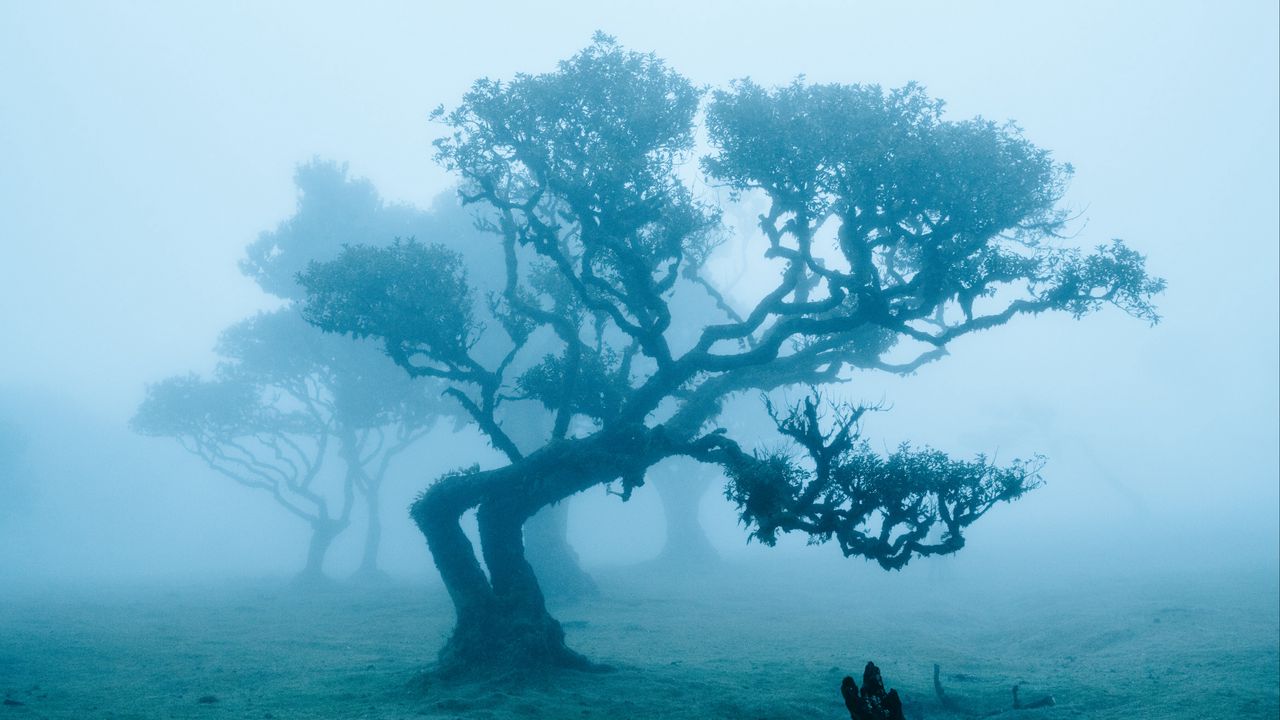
933,663,1056,717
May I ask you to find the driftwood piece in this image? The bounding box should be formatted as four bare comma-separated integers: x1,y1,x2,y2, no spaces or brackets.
933,664,1056,717
933,663,963,713
842,661,907,720
1012,682,1055,710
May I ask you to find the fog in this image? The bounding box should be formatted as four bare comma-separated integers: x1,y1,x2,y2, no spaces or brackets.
0,3,1276,718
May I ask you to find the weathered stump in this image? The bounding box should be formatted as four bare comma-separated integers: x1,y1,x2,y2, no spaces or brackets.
842,661,907,720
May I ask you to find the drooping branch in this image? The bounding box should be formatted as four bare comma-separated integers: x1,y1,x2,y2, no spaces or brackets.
684,391,1042,570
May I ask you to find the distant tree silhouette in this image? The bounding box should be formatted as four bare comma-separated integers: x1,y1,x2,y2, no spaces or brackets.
260,162,603,595
135,163,445,582
299,35,1163,673
134,308,438,582
650,459,720,568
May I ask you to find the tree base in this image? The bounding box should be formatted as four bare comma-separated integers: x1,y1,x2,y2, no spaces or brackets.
429,611,611,681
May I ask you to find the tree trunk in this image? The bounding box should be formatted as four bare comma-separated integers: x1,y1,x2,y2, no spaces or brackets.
295,519,339,586
499,402,596,601
412,478,495,637
524,501,597,602
412,471,601,677
354,480,386,581
473,498,595,671
410,432,668,677
653,461,719,568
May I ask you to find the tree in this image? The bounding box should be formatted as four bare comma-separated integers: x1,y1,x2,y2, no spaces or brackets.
135,162,444,582
242,160,453,579
499,399,599,600
133,308,437,582
299,35,1163,674
248,158,602,591
650,458,720,568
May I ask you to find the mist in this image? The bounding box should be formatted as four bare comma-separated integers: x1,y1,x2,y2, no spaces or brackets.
1,3,1276,718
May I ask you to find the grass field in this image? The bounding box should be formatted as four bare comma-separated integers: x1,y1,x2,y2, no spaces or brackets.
1,563,1275,719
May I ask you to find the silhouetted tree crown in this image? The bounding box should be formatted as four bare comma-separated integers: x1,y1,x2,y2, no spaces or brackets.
297,35,1163,671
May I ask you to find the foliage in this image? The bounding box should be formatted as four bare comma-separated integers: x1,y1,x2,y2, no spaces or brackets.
294,35,1163,668
300,240,478,378
241,160,427,301
718,394,1042,569
301,38,1162,563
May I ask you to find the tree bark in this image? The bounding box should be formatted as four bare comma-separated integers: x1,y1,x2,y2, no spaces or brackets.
413,477,495,638
524,501,598,602
413,474,596,676
474,498,593,670
411,429,672,676
501,402,597,601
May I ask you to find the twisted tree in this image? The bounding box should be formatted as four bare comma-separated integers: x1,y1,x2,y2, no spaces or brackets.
300,35,1163,673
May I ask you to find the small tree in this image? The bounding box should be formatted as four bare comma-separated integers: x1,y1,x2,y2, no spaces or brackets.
300,36,1163,673
135,162,446,582
134,308,437,581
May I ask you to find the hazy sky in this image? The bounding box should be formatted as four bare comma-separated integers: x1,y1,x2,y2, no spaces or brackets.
1,2,1276,579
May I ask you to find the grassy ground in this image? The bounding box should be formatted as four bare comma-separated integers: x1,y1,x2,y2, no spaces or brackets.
0,563,1275,719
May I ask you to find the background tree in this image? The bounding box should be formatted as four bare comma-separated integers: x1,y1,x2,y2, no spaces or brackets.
649,459,720,569
242,160,451,579
134,308,437,581
248,157,609,594
250,159,602,596
135,163,445,582
300,36,1163,674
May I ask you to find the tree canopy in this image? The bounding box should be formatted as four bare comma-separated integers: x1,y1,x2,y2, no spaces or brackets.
297,35,1163,672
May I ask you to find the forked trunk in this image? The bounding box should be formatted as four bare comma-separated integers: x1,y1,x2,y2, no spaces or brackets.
412,478,597,676
411,432,664,676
